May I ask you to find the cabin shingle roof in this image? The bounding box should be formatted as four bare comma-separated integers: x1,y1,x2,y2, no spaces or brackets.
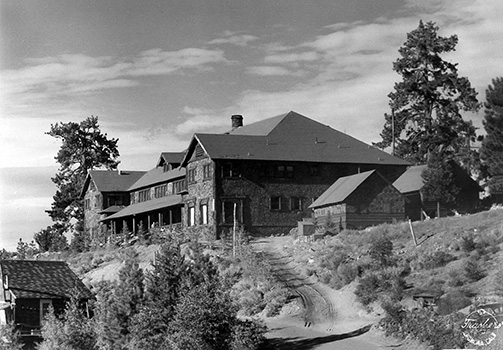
309,170,376,208
0,260,93,299
392,165,428,194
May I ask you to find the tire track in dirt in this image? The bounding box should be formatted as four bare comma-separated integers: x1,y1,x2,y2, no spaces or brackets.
254,242,336,330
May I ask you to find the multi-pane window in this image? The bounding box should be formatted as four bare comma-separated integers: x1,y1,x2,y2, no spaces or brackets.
107,195,124,207
270,196,282,211
290,197,302,211
130,193,136,205
222,163,240,178
154,184,167,199
203,164,211,179
173,179,187,193
262,164,294,178
138,189,151,202
187,168,197,183
84,198,91,210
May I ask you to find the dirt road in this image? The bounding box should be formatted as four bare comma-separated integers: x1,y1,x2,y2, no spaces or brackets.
254,236,390,350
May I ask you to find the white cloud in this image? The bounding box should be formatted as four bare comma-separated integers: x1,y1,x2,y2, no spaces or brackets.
246,66,296,76
263,51,320,64
208,33,258,47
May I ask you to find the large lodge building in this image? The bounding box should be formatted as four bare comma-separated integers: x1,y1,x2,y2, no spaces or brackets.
81,111,480,242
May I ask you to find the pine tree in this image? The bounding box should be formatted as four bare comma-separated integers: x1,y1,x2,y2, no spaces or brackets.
376,21,480,165
480,77,503,199
46,116,120,246
38,297,96,350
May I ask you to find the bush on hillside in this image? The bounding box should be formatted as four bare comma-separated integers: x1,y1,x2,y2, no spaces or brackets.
464,257,486,281
369,235,394,267
418,250,456,270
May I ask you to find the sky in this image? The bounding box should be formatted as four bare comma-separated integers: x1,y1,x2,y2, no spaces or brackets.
1,0,502,251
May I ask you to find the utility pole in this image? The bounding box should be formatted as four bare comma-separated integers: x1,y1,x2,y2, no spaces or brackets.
391,108,395,156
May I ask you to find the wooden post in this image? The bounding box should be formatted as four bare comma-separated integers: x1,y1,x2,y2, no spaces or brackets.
437,201,440,218
132,217,136,234
409,219,417,246
158,212,162,227
233,202,237,257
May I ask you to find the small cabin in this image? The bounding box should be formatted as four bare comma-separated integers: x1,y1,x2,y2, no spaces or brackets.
0,260,93,337
393,164,482,221
309,170,406,231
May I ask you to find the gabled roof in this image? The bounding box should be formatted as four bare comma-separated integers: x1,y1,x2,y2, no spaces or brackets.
81,170,146,197
393,163,482,194
101,195,183,221
309,170,376,208
181,111,409,166
0,260,93,299
128,167,185,191
156,152,186,167
393,165,427,194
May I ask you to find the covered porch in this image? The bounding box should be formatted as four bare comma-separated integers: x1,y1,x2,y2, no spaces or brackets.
101,195,184,237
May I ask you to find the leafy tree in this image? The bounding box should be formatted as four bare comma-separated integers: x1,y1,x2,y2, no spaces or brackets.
376,21,480,165
46,116,120,232
480,77,503,198
34,223,68,252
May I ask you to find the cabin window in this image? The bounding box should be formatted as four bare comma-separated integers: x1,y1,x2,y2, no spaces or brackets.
187,168,197,183
290,197,302,211
84,199,90,210
138,189,151,202
108,194,124,207
154,184,167,199
270,196,282,211
222,163,240,178
200,202,208,225
173,179,187,193
203,164,211,179
188,205,195,226
40,299,53,323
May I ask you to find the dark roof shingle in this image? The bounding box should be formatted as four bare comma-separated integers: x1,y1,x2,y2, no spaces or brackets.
128,167,185,191
0,260,93,299
309,170,376,208
183,111,409,166
82,170,146,197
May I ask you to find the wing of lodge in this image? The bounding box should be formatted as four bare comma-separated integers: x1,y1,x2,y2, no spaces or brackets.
81,111,480,242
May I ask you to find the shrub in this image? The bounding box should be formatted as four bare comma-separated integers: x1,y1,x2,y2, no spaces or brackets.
0,323,23,350
337,262,358,285
230,319,266,350
355,273,381,306
369,235,394,266
263,287,290,317
460,234,476,253
464,258,486,281
419,250,456,270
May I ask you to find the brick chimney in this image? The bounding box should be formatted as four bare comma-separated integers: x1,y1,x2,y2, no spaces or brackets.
231,115,243,129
